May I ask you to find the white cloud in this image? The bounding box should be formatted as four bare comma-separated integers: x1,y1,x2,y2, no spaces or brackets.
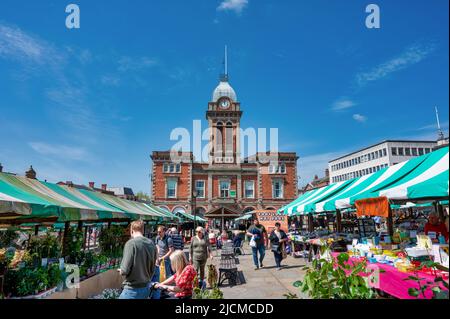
217,0,249,14
355,42,436,88
0,23,64,66
29,142,91,162
101,75,120,87
353,114,367,123
332,99,357,111
118,56,158,72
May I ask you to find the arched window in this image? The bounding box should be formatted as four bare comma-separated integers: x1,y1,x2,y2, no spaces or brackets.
172,206,186,217
195,207,206,217
243,207,255,214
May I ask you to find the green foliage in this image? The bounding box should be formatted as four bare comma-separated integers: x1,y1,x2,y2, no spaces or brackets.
136,192,151,201
284,292,299,299
98,226,126,258
405,261,449,299
28,233,61,259
62,228,84,263
0,228,18,248
4,264,61,297
298,252,375,299
193,286,224,299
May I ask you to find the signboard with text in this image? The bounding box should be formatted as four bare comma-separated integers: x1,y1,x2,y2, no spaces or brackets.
255,210,289,233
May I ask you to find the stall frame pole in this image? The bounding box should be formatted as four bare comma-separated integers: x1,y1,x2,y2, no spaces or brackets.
435,201,445,222
336,210,342,233
386,207,394,237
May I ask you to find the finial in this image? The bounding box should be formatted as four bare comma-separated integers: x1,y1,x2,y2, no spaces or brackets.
220,45,229,82
436,106,445,141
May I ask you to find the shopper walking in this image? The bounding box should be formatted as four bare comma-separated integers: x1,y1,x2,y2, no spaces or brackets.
269,222,288,270
246,218,268,270
118,220,157,299
155,226,175,277
169,227,184,251
189,226,212,284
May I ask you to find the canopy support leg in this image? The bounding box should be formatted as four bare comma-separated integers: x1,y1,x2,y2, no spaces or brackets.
336,210,342,233
386,208,394,237
308,214,314,233
435,201,445,222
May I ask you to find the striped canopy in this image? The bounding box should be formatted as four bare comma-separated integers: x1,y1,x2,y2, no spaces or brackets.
279,180,354,216
363,146,449,201
279,146,449,215
0,172,173,223
313,152,429,213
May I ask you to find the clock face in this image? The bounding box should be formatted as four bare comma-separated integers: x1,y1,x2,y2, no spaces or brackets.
219,99,230,109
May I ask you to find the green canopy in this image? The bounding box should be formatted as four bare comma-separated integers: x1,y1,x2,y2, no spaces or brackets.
234,213,253,221
0,172,165,223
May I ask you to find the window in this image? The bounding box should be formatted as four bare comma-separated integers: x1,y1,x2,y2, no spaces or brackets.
398,147,404,156
272,180,284,199
418,148,424,155
383,148,387,157
425,148,431,154
195,180,205,198
167,179,177,198
244,180,255,198
391,147,398,156
379,150,383,158
268,163,286,174
163,163,181,173
219,180,230,198
412,148,417,156
405,148,411,156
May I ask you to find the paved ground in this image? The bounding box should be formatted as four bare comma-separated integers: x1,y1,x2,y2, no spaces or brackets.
211,244,309,299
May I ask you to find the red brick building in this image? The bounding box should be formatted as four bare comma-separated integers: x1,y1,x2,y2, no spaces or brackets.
150,73,298,229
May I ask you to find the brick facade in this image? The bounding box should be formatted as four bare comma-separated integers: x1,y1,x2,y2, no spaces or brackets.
150,75,299,221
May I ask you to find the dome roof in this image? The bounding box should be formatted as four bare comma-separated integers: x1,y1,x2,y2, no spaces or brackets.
212,80,237,102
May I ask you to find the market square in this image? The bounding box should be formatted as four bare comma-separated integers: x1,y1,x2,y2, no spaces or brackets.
0,0,449,304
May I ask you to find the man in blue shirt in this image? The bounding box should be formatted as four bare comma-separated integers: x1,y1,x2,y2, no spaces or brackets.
246,218,268,270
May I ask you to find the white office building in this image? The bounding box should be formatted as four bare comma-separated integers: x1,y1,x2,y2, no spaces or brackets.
328,140,438,183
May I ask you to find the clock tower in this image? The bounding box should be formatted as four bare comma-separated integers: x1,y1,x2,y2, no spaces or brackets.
206,48,242,165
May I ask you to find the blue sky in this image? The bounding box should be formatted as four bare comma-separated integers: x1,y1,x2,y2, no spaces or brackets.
0,0,448,193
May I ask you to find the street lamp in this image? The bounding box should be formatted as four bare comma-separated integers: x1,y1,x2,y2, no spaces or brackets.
192,189,198,230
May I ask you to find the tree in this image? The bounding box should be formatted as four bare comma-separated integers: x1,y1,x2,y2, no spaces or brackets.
136,191,151,201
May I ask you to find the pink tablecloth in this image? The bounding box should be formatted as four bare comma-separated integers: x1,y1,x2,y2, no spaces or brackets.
331,253,448,299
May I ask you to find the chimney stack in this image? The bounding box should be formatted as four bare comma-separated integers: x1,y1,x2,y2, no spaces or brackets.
101,184,107,191
66,181,73,187
25,166,37,179
314,174,319,180
325,169,330,177
89,182,95,188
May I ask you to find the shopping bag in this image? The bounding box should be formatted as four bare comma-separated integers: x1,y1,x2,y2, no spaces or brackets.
249,236,257,248
159,259,166,282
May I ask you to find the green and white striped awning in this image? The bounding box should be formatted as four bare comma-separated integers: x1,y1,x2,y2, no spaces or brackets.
280,146,449,216
0,172,168,222
360,146,449,202
280,180,354,216
312,152,428,213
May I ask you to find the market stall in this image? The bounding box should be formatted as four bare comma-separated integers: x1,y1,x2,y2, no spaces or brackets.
0,172,178,299
279,147,449,299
